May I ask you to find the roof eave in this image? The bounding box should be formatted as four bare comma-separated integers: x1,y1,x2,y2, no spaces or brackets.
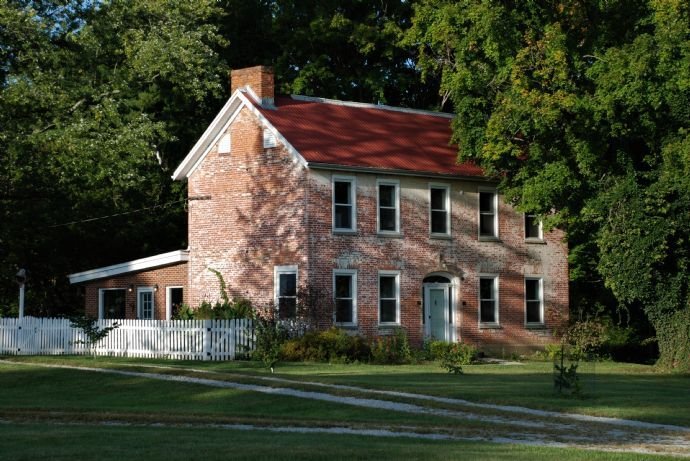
68,250,190,285
306,162,490,181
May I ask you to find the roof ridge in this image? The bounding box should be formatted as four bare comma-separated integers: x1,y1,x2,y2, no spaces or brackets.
289,94,454,119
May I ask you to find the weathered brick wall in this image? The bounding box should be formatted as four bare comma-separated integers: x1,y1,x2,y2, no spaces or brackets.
83,262,188,319
186,106,308,310
305,171,569,352
230,66,274,103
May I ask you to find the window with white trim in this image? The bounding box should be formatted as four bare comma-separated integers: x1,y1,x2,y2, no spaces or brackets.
99,288,126,320
275,265,297,319
334,269,357,325
479,276,499,325
217,133,231,154
166,286,184,321
378,271,400,324
525,277,544,325
525,214,543,240
377,180,400,233
137,287,155,320
333,176,356,232
429,184,450,236
479,189,498,238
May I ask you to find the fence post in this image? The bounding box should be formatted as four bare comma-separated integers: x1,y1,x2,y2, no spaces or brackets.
203,319,212,361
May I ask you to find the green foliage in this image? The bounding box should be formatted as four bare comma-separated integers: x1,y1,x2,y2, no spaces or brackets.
408,0,690,369
426,340,477,374
563,320,608,360
279,328,370,363
553,348,581,397
69,315,120,358
172,304,195,320
253,316,289,372
370,328,412,365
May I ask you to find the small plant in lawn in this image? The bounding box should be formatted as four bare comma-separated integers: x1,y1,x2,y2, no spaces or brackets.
69,315,119,358
253,315,288,373
553,345,581,396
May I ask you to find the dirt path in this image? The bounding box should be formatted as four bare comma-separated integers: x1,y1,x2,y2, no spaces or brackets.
3,360,689,458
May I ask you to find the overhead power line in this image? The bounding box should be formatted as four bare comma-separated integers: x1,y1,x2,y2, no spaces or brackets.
45,198,187,229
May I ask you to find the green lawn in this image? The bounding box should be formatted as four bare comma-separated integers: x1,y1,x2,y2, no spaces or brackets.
0,423,675,461
0,356,687,460
8,355,686,427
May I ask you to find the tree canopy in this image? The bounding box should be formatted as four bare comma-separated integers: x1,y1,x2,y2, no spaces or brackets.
407,0,690,369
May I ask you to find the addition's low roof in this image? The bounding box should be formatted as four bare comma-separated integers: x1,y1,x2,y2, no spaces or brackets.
257,95,483,178
68,249,189,284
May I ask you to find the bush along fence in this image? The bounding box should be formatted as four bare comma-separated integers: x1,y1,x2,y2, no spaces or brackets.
0,317,254,360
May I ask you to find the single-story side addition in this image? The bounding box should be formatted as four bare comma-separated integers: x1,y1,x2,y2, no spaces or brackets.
69,66,569,353
69,250,188,320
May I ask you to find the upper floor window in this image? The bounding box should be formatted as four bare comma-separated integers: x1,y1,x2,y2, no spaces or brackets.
479,189,498,239
377,179,400,234
525,277,544,325
275,265,297,319
334,269,357,325
525,214,543,240
332,176,356,232
429,184,450,236
378,271,400,325
217,133,231,154
479,276,499,326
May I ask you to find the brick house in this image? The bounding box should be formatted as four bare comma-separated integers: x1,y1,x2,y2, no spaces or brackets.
70,66,568,352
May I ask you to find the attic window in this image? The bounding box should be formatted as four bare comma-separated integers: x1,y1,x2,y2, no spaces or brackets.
263,129,277,148
218,133,232,154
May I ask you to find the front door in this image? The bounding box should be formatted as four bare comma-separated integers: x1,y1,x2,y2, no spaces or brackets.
424,284,450,341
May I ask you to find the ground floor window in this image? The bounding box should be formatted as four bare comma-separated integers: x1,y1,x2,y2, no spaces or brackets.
479,276,499,325
525,277,544,325
137,287,155,320
378,271,400,325
167,286,184,320
99,288,126,319
275,265,297,319
334,270,356,325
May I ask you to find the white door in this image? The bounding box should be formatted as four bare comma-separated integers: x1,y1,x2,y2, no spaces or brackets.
424,284,450,341
137,288,155,319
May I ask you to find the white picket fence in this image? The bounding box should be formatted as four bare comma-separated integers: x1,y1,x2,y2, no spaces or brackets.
0,317,254,361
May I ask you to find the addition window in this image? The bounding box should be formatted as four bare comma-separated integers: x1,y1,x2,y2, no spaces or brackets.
334,270,357,325
332,176,356,232
479,276,499,325
525,277,544,325
377,179,400,234
478,189,498,238
275,265,297,319
525,214,543,240
166,286,184,320
137,287,155,320
429,184,451,236
378,271,400,325
99,288,126,320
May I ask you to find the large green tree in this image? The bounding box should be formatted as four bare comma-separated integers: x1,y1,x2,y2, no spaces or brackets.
407,0,690,369
0,0,227,315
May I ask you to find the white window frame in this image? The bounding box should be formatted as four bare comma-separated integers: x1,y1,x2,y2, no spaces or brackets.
98,288,127,320
524,277,544,326
524,213,543,241
478,187,499,240
478,275,499,327
378,270,401,325
274,265,298,318
376,179,401,235
332,175,357,233
217,132,232,154
429,183,451,237
137,287,155,320
333,269,357,326
165,286,184,321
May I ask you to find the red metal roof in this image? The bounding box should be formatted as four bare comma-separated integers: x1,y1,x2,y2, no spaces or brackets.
257,96,483,177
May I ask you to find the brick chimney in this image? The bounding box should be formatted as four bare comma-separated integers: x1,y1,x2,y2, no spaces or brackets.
230,65,274,107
